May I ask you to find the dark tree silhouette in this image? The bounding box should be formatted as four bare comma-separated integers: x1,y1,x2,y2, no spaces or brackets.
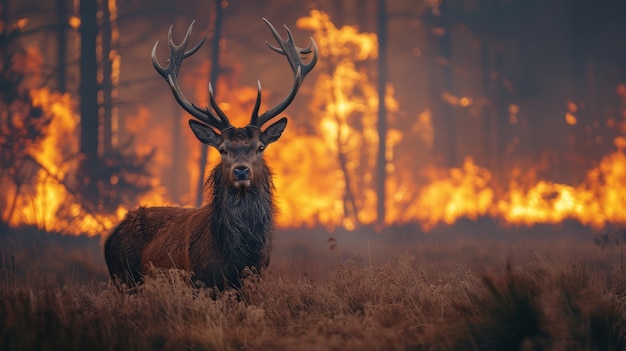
196,0,223,207
79,0,99,162
376,0,388,227
424,0,457,167
55,0,68,93
75,0,153,213
101,0,119,153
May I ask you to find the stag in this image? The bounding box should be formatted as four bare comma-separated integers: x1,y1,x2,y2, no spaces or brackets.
103,18,317,290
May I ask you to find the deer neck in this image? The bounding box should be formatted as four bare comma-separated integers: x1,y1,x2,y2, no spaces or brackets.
207,166,274,269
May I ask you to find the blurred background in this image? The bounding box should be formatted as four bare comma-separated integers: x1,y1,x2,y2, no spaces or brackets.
1,0,625,240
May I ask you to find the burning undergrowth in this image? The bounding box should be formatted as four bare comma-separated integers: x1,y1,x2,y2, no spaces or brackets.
1,23,156,234
2,10,626,236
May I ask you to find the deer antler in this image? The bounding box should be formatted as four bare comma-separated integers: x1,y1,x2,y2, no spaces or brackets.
249,18,318,128
152,21,233,131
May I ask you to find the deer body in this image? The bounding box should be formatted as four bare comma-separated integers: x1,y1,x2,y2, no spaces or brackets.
104,166,274,289
103,19,316,289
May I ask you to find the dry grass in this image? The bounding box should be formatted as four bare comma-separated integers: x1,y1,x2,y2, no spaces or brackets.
1,226,626,350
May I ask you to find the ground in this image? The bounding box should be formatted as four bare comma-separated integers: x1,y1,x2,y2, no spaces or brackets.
1,222,625,350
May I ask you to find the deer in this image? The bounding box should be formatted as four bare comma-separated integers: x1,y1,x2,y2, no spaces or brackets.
103,18,317,290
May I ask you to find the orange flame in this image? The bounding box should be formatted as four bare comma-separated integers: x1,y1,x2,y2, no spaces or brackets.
389,157,495,231
5,11,626,235
6,88,125,234
499,137,626,228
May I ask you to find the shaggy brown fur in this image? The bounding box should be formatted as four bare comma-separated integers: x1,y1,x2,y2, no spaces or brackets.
103,125,281,290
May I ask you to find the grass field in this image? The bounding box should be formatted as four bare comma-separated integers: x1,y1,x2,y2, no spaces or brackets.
1,223,625,350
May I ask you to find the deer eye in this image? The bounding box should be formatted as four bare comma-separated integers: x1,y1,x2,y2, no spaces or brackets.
257,145,265,153
218,149,227,155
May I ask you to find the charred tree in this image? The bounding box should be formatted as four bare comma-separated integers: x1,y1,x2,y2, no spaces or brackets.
56,0,68,93
477,19,507,171
567,0,626,163
100,0,119,153
425,0,457,167
375,0,388,228
78,0,99,192
196,0,223,207
170,91,183,202
77,0,101,203
77,0,152,210
465,0,516,172
479,37,498,170
566,0,604,164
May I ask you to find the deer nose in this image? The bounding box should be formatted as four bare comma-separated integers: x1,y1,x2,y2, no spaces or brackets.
233,166,250,180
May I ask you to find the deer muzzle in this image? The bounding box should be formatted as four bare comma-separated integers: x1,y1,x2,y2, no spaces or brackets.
232,165,252,188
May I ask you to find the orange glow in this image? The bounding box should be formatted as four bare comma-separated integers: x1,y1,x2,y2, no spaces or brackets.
4,11,626,236
69,16,80,29
5,88,125,234
499,137,626,228
459,97,472,107
565,112,577,125
387,158,495,231
16,18,29,29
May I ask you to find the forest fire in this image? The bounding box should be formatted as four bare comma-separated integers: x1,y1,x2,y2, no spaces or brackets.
3,87,124,233
498,137,626,229
2,10,625,236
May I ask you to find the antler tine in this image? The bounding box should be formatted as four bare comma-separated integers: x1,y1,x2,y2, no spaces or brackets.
208,83,232,128
250,18,318,128
250,81,263,126
152,21,231,131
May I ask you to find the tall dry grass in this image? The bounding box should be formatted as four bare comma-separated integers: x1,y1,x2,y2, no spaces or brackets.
1,226,625,350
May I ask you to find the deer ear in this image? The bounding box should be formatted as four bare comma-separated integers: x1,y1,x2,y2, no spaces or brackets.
261,117,287,146
189,120,222,148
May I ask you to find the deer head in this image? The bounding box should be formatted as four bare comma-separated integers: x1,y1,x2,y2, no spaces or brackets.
151,18,317,189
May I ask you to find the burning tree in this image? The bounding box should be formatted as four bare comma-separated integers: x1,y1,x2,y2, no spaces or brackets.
296,10,401,230
70,0,158,216
0,3,153,234
3,2,625,235
0,22,51,226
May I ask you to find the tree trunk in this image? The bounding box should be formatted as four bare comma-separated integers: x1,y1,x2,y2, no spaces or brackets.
480,33,504,173
56,0,67,93
425,0,457,167
79,0,99,160
171,99,182,202
78,0,100,202
100,0,119,153
568,0,592,160
375,0,388,228
196,0,223,207
480,37,497,170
